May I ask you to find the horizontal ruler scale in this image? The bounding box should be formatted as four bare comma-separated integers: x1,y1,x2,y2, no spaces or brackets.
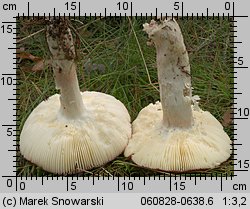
0,1,248,17
0,176,248,193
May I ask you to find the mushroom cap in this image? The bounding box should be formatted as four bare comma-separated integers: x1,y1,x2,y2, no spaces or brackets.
20,91,131,174
124,101,231,172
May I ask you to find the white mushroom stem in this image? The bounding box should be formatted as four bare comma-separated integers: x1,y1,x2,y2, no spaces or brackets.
55,62,85,119
143,19,193,128
46,19,86,119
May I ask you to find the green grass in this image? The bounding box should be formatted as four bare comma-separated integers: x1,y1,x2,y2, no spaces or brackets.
17,17,233,177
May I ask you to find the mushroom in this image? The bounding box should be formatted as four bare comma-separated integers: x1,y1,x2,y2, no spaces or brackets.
20,19,131,174
124,19,231,172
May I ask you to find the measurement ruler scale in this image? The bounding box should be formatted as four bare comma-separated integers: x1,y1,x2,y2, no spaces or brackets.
0,0,249,208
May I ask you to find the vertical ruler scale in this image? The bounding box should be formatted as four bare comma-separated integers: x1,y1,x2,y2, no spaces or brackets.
1,15,18,177
231,1,250,181
0,0,249,208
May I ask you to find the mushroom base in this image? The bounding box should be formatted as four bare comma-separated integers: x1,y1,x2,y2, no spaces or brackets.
20,91,131,174
124,101,232,172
